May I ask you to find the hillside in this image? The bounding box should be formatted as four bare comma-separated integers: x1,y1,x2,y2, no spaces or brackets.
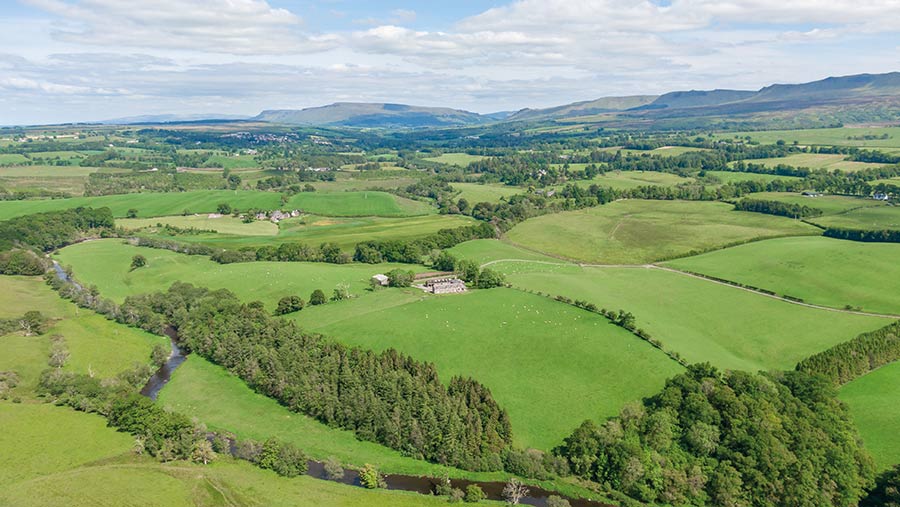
506,95,658,121
253,102,487,127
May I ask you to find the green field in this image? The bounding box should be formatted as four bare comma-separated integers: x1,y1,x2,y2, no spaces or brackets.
714,127,900,148
0,402,447,507
810,205,900,231
559,170,695,190
54,240,427,308
295,288,683,450
0,165,104,177
666,236,900,314
506,200,819,264
119,214,280,236
286,191,435,217
744,192,886,215
737,153,882,172
495,263,886,371
840,361,900,470
0,154,30,164
422,153,487,166
448,239,564,266
704,171,802,184
452,182,522,203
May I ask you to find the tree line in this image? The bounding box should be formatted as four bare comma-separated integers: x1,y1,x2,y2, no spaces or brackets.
796,321,900,385
733,199,824,219
824,228,900,243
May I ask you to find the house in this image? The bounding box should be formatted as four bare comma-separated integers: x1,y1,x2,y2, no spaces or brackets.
873,192,890,201
424,278,467,295
372,274,390,287
801,191,822,197
290,210,301,217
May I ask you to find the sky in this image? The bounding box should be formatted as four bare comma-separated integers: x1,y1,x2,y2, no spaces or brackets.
1,0,900,125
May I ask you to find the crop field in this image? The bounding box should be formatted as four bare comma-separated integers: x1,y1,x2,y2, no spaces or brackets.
667,236,900,314
714,127,900,148
0,403,446,507
736,153,883,172
286,191,434,217
840,361,900,470
54,240,428,308
119,214,280,236
0,190,283,220
704,171,802,183
452,182,521,203
494,263,886,371
295,287,683,450
505,200,819,264
422,153,487,166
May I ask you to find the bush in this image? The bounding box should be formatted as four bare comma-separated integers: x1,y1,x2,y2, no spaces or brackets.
448,488,465,503
275,295,305,315
464,484,486,503
359,463,385,489
323,457,344,480
258,438,308,478
309,289,327,306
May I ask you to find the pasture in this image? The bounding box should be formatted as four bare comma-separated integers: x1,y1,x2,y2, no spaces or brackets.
505,200,819,264
497,263,886,371
810,205,900,231
713,127,900,148
54,240,427,308
0,154,30,164
119,214,280,236
286,191,434,217
840,361,900,470
448,239,564,266
743,192,885,215
560,170,695,190
422,153,487,166
704,171,802,184
736,153,882,172
666,236,900,314
294,288,683,450
452,182,521,203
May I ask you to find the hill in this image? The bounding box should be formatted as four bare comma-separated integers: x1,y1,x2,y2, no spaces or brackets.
506,95,658,121
253,102,487,127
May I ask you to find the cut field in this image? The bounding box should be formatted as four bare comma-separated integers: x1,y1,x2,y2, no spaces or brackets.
704,171,802,184
840,361,900,470
119,214,280,236
736,153,884,172
422,153,487,166
54,239,427,309
496,263,886,371
287,191,435,217
0,403,448,507
294,288,683,450
713,127,900,148
665,236,900,314
505,200,819,264
452,182,522,203
140,214,477,251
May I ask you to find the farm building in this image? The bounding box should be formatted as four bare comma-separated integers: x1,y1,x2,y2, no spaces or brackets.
873,192,890,201
372,274,390,287
424,278,467,294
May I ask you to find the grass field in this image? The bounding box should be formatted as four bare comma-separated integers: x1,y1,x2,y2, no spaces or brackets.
0,402,449,507
422,153,487,166
494,263,886,371
666,236,900,314
54,240,428,308
744,192,886,215
447,239,564,266
452,182,522,203
286,191,435,217
119,214,280,236
840,361,900,470
559,170,695,190
505,200,819,264
0,190,283,220
810,205,900,231
713,127,900,148
137,214,476,251
736,153,883,172
0,165,104,177
0,154,30,164
294,288,683,450
704,171,803,184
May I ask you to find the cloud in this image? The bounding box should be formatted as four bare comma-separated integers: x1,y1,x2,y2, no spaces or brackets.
23,0,335,54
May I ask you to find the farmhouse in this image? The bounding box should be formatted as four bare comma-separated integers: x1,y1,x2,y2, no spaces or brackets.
873,192,890,201
372,274,390,287
424,278,467,294
802,191,823,197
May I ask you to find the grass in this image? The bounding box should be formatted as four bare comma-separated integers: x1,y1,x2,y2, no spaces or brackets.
496,263,886,371
294,288,683,450
447,239,564,266
665,236,900,314
810,205,900,231
286,191,435,217
505,200,819,264
744,192,886,215
158,214,477,252
736,153,884,172
0,190,283,220
713,127,900,148
0,165,104,177
422,153,487,166
559,170,695,190
452,182,522,203
54,239,428,309
0,154,30,164
704,171,802,184
119,214,280,236
0,402,450,507
840,361,900,470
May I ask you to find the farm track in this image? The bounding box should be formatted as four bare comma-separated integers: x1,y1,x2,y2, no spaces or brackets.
481,258,900,320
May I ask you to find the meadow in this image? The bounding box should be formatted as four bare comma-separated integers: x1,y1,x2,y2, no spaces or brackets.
422,153,487,166
452,182,522,203
713,127,900,148
743,191,886,215
0,154,30,164
447,238,565,266
54,240,428,308
0,403,449,507
558,170,695,190
810,205,900,231
294,287,684,450
666,236,900,314
704,170,802,184
495,262,886,371
505,200,819,264
840,361,900,470
285,191,434,217
735,153,882,172
119,214,280,236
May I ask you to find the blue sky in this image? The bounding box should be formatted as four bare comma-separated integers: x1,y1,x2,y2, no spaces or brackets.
1,0,899,125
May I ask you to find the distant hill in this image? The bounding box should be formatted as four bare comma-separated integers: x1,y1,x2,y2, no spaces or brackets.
101,113,250,125
635,90,756,110
253,103,487,127
507,95,658,121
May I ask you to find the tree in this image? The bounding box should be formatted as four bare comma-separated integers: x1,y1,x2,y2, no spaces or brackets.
387,269,415,288
457,259,480,283
150,344,169,368
309,289,327,306
359,464,385,489
464,484,486,503
191,439,216,465
862,465,900,507
48,341,69,368
502,478,529,505
323,457,344,481
130,255,147,270
331,284,350,302
126,208,138,218
275,295,304,315
216,203,232,215
476,268,505,289
19,311,46,336
432,251,458,272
